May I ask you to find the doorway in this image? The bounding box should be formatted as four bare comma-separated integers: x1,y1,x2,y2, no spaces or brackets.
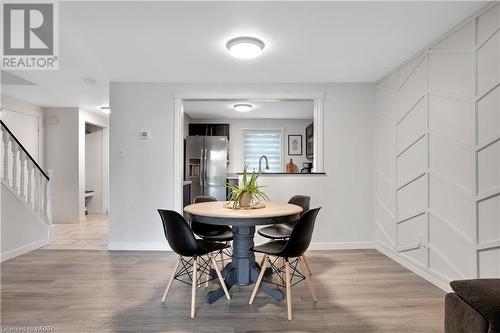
43,121,109,250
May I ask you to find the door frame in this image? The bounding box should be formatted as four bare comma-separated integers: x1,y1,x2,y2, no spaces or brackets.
83,120,109,215
173,94,325,213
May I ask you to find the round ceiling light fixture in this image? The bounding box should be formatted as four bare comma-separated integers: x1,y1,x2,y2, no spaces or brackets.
100,106,111,114
226,36,265,59
233,103,254,112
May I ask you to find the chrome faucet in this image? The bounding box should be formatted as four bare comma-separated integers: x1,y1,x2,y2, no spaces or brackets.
258,155,269,172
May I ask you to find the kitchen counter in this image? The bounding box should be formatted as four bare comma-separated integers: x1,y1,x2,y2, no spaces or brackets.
235,172,326,176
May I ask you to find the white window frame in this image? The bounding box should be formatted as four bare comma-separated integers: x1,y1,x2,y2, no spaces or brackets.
241,129,285,172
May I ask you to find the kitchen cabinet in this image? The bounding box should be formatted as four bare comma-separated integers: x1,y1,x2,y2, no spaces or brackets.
189,123,230,140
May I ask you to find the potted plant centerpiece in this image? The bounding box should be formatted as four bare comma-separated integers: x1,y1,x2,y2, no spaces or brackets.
225,165,269,209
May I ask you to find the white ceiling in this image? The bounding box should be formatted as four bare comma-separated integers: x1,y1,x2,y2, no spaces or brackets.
1,1,485,112
184,100,314,119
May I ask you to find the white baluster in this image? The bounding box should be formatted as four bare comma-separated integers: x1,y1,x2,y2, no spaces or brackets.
19,151,26,201
34,171,40,213
2,130,9,183
27,160,33,208
12,144,19,193
45,169,53,224
40,176,46,218
38,172,43,217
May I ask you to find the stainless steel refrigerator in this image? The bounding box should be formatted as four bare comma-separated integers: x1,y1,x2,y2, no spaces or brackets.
185,136,229,202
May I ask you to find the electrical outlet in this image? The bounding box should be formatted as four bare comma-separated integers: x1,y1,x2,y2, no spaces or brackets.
419,233,427,248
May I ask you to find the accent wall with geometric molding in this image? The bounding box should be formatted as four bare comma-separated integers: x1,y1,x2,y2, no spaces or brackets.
375,3,500,290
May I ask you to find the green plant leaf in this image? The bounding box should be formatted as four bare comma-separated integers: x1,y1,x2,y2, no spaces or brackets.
224,163,269,208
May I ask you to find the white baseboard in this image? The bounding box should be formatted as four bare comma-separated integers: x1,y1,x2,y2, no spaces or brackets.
107,242,171,251
308,241,374,250
107,241,373,252
53,216,87,223
88,208,106,215
1,238,51,262
376,242,452,292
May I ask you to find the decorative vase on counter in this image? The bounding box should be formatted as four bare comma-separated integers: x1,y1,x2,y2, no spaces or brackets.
239,192,251,208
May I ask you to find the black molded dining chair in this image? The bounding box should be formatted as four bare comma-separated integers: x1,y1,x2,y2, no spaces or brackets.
257,195,313,275
192,196,233,242
157,209,230,318
192,196,233,269
249,207,321,321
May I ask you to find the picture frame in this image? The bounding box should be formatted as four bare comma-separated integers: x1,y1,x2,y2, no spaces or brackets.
288,135,303,156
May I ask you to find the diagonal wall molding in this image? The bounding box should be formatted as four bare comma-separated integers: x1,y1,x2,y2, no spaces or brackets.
375,2,500,290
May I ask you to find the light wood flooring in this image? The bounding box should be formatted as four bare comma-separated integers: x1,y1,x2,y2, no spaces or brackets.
43,214,108,250
1,249,445,332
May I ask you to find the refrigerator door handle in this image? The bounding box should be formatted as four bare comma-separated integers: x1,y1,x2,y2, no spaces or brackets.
199,148,204,192
204,148,208,191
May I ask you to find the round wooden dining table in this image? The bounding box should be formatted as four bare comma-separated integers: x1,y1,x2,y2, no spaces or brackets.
184,201,303,304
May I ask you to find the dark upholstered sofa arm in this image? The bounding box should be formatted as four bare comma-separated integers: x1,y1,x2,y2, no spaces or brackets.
450,279,500,333
445,293,489,333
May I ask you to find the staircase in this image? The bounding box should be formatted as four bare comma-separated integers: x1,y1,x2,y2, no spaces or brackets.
1,120,53,261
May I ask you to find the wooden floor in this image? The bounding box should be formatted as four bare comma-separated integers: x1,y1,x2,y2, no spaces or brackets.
1,249,445,333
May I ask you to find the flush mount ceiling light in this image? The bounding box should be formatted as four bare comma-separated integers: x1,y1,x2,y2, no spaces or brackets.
226,37,265,59
100,106,111,114
233,103,254,112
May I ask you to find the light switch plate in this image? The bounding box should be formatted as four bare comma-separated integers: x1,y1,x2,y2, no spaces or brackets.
139,130,151,139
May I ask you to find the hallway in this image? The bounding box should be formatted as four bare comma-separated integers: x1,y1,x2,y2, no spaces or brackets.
43,214,108,250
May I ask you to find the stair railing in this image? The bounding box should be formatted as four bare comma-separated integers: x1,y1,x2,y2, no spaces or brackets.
1,120,52,224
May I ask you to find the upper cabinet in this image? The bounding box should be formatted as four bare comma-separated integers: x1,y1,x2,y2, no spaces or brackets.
189,123,230,140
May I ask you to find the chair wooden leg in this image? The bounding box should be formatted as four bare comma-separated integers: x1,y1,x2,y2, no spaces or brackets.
302,253,312,276
191,257,197,319
285,259,292,320
249,254,268,304
299,256,318,302
161,255,182,303
280,257,286,290
209,254,231,300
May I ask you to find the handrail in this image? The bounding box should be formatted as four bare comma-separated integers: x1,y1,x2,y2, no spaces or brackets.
0,120,49,180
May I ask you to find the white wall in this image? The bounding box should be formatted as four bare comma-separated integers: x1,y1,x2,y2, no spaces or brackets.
44,108,81,223
1,184,53,262
109,83,374,250
189,118,313,173
183,113,191,139
1,95,44,167
44,108,109,222
374,3,500,291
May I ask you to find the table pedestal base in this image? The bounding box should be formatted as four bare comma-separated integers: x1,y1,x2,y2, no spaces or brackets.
206,225,283,304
